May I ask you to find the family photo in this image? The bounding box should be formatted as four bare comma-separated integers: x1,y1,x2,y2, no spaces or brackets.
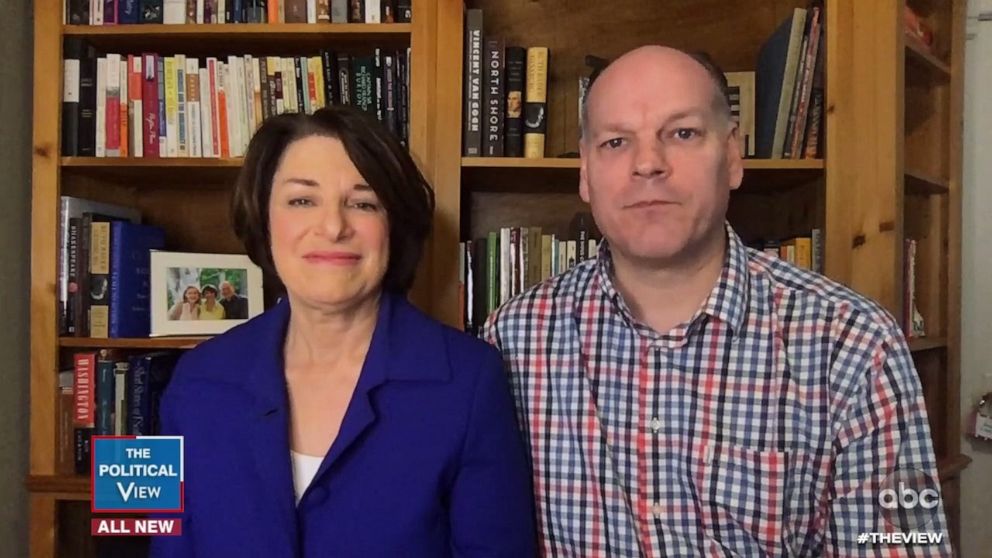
150,251,263,336
166,268,249,321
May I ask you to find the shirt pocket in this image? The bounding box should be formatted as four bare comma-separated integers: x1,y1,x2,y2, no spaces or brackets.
694,442,790,556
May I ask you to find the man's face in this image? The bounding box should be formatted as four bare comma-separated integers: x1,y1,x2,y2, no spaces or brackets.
221,283,234,300
579,50,743,268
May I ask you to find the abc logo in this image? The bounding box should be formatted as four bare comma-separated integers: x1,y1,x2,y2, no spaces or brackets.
878,467,942,530
878,481,939,510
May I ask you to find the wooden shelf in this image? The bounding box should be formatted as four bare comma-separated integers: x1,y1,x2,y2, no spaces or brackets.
905,167,950,195
461,158,824,194
905,40,951,79
26,475,91,500
461,157,824,171
61,157,242,185
60,337,209,349
62,23,411,54
937,453,972,482
909,337,947,353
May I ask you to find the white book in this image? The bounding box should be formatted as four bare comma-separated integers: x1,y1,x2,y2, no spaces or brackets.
187,58,201,157
283,57,297,114
234,56,249,156
218,0,226,23
95,57,106,157
163,0,185,23
251,58,262,131
243,56,256,136
196,0,204,23
130,56,143,158
92,0,103,25
365,0,380,23
307,0,316,23
199,68,214,158
106,54,121,157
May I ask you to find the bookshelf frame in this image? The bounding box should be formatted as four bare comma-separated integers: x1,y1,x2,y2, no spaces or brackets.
28,0,970,555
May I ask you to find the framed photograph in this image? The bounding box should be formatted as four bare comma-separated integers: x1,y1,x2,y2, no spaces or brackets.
150,251,264,337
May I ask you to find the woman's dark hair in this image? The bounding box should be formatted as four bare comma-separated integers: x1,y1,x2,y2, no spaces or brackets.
201,284,219,296
231,105,436,294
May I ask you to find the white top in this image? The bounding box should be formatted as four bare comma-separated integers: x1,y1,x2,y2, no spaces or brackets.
290,450,325,504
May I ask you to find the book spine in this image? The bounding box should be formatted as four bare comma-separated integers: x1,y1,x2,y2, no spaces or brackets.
199,67,214,157
373,48,384,122
384,54,397,135
120,0,140,22
462,9,483,156
140,0,164,22
395,0,408,22
94,352,116,436
95,56,107,157
176,55,187,156
523,47,549,159
127,355,148,435
337,53,351,105
73,352,96,428
157,56,167,156
67,218,80,335
321,49,337,105
88,220,111,338
62,40,82,157
330,0,346,22
69,0,90,23
352,55,375,116
348,0,362,22
164,56,178,157
503,46,525,158
482,37,505,157
128,55,143,158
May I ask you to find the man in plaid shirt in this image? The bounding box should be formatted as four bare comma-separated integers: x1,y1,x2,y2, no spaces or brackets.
482,46,950,557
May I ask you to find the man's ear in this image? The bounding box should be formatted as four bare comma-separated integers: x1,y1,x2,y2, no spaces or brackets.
726,124,744,191
579,140,591,203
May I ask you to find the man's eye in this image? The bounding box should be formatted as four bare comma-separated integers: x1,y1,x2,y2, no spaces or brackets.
674,128,700,140
601,138,625,149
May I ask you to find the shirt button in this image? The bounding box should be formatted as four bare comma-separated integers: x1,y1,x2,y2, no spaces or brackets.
652,501,663,518
650,417,661,433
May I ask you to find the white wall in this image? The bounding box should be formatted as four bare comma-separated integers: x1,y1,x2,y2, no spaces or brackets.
960,1,992,556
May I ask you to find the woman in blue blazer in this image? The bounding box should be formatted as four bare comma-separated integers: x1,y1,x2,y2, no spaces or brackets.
151,106,536,557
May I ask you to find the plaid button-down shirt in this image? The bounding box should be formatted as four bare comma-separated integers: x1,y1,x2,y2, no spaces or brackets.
482,224,950,557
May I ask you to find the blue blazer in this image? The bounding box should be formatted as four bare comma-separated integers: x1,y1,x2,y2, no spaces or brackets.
150,292,536,557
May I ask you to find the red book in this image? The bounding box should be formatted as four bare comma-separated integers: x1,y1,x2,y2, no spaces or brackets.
142,53,160,158
73,352,96,428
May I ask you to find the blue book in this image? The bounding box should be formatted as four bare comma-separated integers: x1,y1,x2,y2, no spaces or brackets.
127,352,179,436
109,221,165,338
120,0,140,23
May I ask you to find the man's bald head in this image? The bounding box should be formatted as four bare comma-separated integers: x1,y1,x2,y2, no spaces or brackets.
580,46,732,140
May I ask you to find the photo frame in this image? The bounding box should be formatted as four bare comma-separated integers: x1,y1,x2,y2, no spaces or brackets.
149,251,264,337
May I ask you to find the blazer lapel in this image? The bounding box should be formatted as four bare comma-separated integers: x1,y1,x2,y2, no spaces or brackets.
244,300,299,556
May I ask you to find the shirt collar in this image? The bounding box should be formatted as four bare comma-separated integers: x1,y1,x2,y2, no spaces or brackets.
594,221,750,339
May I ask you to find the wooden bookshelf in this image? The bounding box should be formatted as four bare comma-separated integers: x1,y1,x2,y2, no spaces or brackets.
29,0,438,555
906,38,952,78
59,337,210,350
28,0,970,555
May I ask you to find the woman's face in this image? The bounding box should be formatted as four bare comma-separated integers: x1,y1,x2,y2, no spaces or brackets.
268,135,390,311
184,287,200,304
204,290,217,303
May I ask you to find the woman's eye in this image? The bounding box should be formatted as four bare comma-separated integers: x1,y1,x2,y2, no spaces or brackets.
351,201,381,212
288,198,313,207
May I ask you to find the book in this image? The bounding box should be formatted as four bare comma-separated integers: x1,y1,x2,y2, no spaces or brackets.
109,222,166,338
503,46,526,157
724,71,755,158
482,37,505,157
755,7,807,158
462,9,484,156
523,47,549,159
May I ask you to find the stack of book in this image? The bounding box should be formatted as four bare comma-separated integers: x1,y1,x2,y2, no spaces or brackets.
62,40,411,157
